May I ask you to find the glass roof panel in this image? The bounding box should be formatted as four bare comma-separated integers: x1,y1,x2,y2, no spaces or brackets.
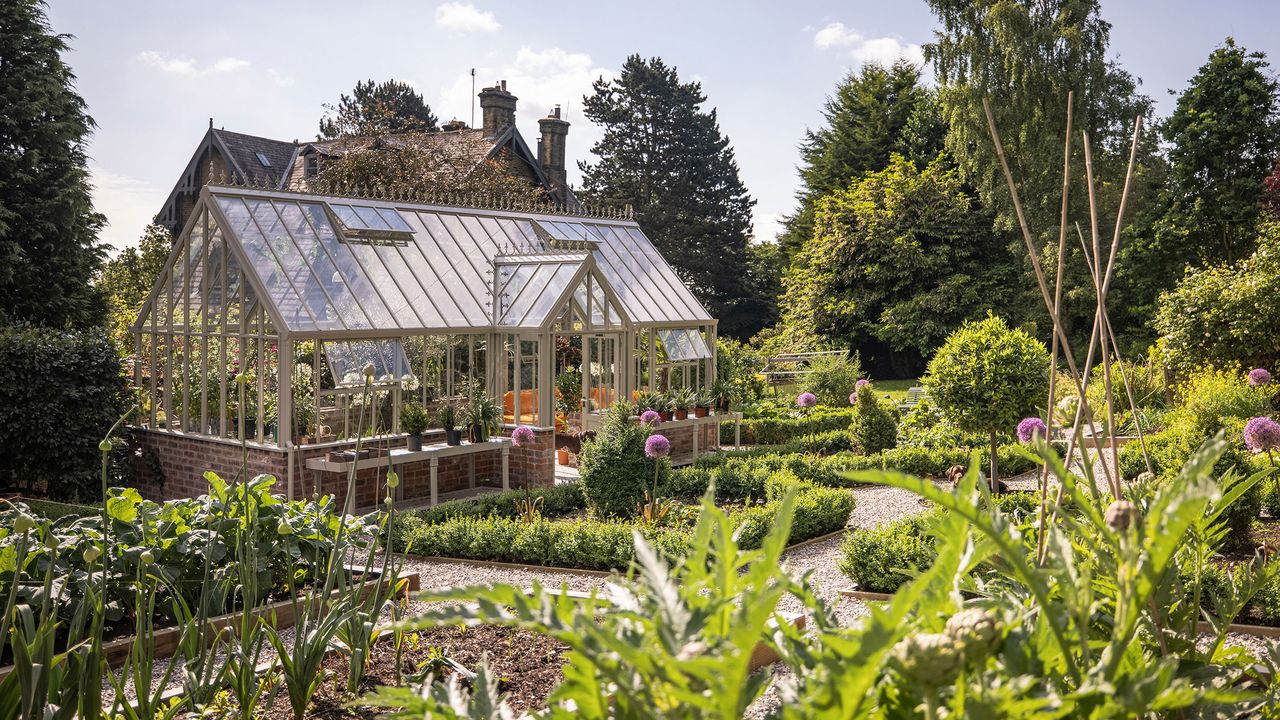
416,212,489,318
299,203,397,329
325,340,413,387
621,226,709,319
216,196,310,330
274,202,366,330
376,207,413,232
353,205,391,230
658,328,712,361
497,261,582,327
582,226,674,324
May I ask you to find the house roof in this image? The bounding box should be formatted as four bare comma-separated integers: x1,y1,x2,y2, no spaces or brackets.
211,128,296,187
140,184,713,339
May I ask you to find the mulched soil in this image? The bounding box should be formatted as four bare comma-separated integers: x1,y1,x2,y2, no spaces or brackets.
255,624,567,719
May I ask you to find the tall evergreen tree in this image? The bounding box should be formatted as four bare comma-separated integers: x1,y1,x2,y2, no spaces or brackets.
579,55,761,338
0,0,106,329
319,79,439,139
926,0,1155,343
1160,38,1280,265
778,60,944,260
97,223,171,353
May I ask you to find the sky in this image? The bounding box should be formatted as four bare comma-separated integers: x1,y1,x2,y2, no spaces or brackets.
43,0,1280,254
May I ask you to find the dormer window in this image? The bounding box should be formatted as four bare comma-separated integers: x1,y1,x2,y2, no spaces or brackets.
304,153,318,178
255,151,271,167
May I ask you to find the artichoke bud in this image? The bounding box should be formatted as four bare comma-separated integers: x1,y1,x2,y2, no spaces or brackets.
1105,499,1140,531
892,632,963,686
945,608,1001,660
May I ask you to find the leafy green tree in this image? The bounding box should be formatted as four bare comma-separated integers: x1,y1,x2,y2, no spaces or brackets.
1155,222,1280,374
1158,38,1280,265
97,223,171,353
0,0,107,329
579,55,761,339
925,0,1155,341
778,60,945,260
925,315,1050,481
778,155,1016,376
318,79,439,139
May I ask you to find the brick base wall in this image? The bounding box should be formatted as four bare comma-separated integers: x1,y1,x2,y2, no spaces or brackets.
497,426,554,488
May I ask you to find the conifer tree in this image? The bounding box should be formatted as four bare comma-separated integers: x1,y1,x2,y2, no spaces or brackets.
579,55,762,338
778,60,944,260
319,79,439,139
0,0,107,328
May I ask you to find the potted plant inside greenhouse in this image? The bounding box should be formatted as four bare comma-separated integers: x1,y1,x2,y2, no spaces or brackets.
401,402,429,451
460,379,500,443
672,388,695,421
693,392,712,418
439,402,461,446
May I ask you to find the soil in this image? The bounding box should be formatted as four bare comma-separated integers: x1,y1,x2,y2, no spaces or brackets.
254,624,567,719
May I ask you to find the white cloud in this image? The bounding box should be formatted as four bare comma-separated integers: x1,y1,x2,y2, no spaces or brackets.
89,167,163,253
437,46,616,187
136,51,252,75
752,211,785,244
267,68,295,87
434,2,501,32
812,22,924,67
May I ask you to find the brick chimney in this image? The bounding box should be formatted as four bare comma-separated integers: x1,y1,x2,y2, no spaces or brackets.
478,80,517,138
538,105,570,199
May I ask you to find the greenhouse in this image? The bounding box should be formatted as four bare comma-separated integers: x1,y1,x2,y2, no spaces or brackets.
130,183,725,504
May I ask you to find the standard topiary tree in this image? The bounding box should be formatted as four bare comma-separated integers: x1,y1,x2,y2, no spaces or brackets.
849,384,898,455
578,405,670,517
925,315,1049,483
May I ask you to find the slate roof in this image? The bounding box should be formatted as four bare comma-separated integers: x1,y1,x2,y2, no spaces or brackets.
211,129,296,187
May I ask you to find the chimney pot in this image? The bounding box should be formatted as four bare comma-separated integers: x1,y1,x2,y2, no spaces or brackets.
478,81,518,138
538,107,571,202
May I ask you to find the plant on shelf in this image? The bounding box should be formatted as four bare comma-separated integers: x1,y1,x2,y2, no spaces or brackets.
672,388,696,420
400,402,429,451
712,378,735,412
693,392,712,418
437,401,461,446
555,370,583,414
459,378,500,443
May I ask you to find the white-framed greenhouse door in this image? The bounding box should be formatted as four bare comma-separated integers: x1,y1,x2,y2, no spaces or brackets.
581,333,621,433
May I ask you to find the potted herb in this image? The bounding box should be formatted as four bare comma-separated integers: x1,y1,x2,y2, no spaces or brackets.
460,379,500,443
557,446,571,465
654,394,673,422
693,392,711,418
672,388,695,421
401,402,429,451
438,402,461,446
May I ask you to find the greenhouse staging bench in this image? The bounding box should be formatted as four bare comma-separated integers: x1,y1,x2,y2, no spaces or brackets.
307,437,513,506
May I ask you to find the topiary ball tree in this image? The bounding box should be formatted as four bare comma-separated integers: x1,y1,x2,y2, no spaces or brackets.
849,384,898,455
925,315,1049,483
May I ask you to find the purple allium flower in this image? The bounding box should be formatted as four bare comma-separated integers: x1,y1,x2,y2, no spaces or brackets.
640,410,661,426
849,392,858,405
1017,417,1048,444
511,425,535,447
1249,368,1272,387
856,379,871,391
797,392,818,409
1243,416,1280,452
644,433,671,459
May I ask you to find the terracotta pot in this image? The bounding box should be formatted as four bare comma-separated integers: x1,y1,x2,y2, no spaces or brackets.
674,409,688,421
693,406,708,418
557,448,570,465
660,410,673,422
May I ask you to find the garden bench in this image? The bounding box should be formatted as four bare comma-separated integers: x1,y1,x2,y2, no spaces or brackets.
898,386,928,412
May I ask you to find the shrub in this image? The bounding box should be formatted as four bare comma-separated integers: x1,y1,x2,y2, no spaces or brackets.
393,483,586,542
897,396,993,449
0,323,130,502
839,512,938,593
925,315,1050,481
720,408,855,445
849,385,897,454
801,353,863,406
579,406,668,517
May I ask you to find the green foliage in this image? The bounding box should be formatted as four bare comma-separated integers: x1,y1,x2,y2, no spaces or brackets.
318,78,438,138
1157,223,1280,373
0,0,107,329
721,406,856,445
399,402,429,435
0,324,129,501
392,483,586,548
579,55,767,339
779,156,1015,371
778,60,945,260
714,337,766,405
926,0,1156,343
1161,38,1280,266
578,406,669,517
800,353,863,406
840,512,938,593
555,369,583,412
896,395,994,449
849,385,898,455
96,224,171,354
925,315,1050,457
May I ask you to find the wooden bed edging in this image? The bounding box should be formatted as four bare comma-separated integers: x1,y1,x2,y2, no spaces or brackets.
0,570,421,684
839,587,895,602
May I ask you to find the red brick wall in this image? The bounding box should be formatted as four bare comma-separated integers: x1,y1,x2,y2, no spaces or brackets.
498,426,554,488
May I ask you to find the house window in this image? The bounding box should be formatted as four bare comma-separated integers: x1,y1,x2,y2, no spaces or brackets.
304,153,317,178
255,151,271,167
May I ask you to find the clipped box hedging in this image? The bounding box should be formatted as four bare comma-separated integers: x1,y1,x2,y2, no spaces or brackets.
719,408,855,446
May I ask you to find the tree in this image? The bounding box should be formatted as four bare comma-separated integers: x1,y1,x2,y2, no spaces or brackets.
1155,222,1280,374
318,79,439,139
1160,38,1280,265
97,223,171,353
925,0,1155,341
310,139,543,204
778,60,945,260
925,315,1049,482
777,155,1016,377
579,55,761,338
0,0,106,329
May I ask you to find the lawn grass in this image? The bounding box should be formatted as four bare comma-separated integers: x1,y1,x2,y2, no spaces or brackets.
869,378,920,403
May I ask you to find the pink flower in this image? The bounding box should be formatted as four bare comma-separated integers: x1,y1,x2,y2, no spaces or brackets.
644,433,671,459
511,426,535,447
1017,417,1047,444
856,379,871,390
640,410,661,426
1249,368,1272,386
849,392,858,405
797,392,817,409
1243,416,1280,452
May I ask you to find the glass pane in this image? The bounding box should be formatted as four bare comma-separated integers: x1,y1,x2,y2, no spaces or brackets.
216,196,310,330
300,203,398,329
325,340,414,387
658,328,712,361
276,201,367,330
377,207,413,232
354,205,391,230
